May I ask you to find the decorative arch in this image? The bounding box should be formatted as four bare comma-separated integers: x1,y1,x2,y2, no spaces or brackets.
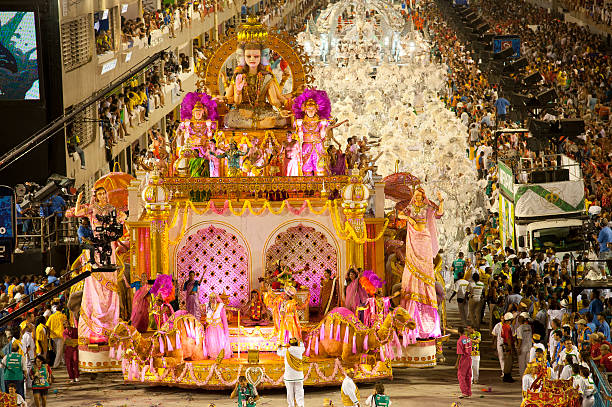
176,224,250,313
265,223,338,307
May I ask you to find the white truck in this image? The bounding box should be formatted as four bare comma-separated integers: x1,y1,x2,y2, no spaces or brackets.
497,154,585,256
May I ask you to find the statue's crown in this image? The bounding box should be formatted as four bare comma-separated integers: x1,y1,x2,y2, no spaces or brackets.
237,15,268,47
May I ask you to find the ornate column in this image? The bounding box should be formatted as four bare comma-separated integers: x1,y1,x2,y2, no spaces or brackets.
141,172,171,277
341,168,370,269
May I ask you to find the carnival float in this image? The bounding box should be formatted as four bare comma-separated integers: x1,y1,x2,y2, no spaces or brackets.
67,16,452,390
297,0,429,66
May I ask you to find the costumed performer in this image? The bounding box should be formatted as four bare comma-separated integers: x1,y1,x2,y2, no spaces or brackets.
344,268,368,314
398,187,444,338
214,141,248,177
241,290,269,326
130,279,151,333
282,132,300,177
277,337,305,407
149,275,175,330
183,271,200,316
359,275,401,328
319,269,340,316
74,187,125,344
204,293,232,359
223,16,290,129
264,284,308,344
292,89,332,176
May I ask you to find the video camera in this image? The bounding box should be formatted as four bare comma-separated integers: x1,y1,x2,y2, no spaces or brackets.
86,210,124,266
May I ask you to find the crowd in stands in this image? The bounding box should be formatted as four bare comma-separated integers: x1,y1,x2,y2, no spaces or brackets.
416,0,612,398
560,0,612,27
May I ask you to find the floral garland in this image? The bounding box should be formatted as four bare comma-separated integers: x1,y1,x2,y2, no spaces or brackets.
330,201,389,244
165,199,387,245
123,356,388,387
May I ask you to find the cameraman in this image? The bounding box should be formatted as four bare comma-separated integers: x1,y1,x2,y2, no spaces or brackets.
594,219,612,277
230,375,259,407
77,218,93,246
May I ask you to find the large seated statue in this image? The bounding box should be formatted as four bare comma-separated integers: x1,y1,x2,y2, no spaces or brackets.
223,17,291,129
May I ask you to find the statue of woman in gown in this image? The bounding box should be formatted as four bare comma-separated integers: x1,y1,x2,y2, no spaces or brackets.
223,17,290,129
398,187,444,339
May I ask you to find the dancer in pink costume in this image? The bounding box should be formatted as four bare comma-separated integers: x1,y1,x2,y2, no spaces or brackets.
344,268,368,314
204,293,232,359
74,187,125,344
398,187,444,339
361,289,401,328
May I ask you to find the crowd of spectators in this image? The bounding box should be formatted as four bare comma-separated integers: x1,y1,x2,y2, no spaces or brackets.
561,0,612,28
0,267,78,406
417,0,612,398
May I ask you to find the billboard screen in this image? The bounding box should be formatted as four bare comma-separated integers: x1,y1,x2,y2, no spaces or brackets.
0,11,40,100
493,35,521,59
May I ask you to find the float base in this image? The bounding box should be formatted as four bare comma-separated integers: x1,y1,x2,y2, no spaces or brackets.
121,353,392,389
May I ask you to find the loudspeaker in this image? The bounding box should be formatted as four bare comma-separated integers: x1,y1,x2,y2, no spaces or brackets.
523,72,543,87
537,88,557,104
560,119,585,136
494,46,515,60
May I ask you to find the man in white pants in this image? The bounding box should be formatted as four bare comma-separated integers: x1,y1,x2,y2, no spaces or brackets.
491,315,509,377
277,337,305,407
466,324,481,384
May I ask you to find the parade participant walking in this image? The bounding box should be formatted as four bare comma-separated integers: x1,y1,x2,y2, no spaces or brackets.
30,355,53,407
501,313,516,383
341,368,361,406
1,342,27,399
516,312,533,377
46,304,67,368
466,325,481,384
365,383,391,406
230,375,259,407
63,320,79,383
277,337,305,407
455,326,472,399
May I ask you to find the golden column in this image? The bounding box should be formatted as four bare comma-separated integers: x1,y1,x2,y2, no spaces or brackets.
141,172,171,277
341,168,370,269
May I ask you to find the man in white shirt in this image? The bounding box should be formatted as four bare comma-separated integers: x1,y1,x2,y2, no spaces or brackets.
467,273,485,330
522,363,535,399
528,334,546,362
20,324,35,389
516,313,533,377
491,320,505,376
555,337,579,379
341,369,360,406
454,275,470,326
276,338,305,407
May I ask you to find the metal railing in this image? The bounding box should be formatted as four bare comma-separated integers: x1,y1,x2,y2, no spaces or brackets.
591,359,611,407
16,215,80,252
